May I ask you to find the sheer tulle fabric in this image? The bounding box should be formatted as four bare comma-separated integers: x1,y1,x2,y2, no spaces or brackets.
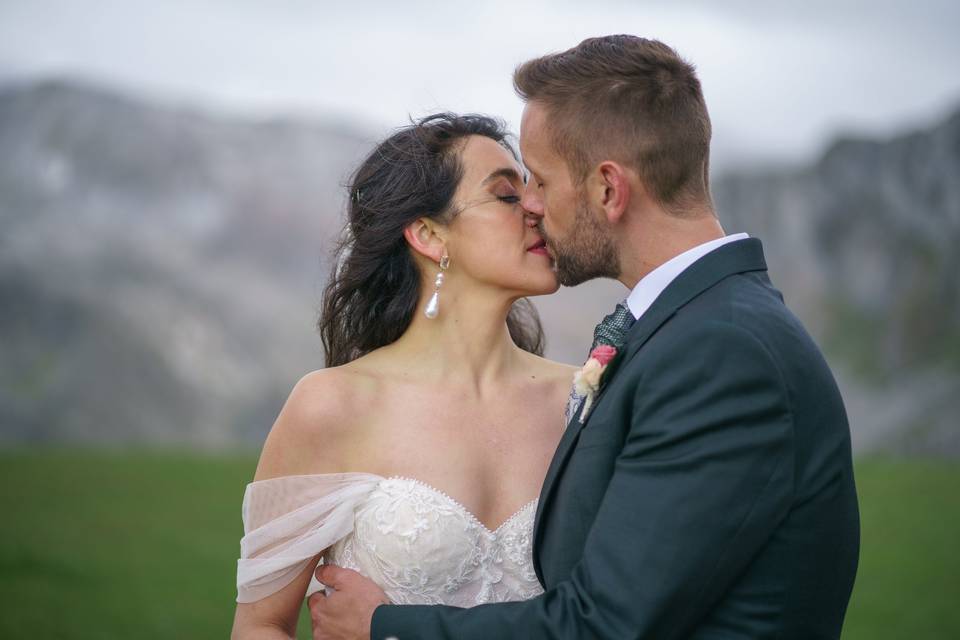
236,472,382,603
236,473,543,606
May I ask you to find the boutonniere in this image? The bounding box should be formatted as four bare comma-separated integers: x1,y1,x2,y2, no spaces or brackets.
573,344,618,423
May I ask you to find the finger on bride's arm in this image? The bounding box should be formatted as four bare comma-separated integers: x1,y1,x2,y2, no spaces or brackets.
310,565,391,640
314,564,388,599
231,554,322,640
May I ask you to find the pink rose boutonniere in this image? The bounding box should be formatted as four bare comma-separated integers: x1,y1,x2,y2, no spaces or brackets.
572,344,618,423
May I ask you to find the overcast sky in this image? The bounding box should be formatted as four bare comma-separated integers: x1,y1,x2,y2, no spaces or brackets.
2,0,958,168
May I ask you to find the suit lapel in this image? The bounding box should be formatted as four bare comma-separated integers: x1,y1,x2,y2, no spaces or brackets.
532,238,768,585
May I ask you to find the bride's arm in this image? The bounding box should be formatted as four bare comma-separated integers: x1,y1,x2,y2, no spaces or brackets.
231,557,319,640
232,370,352,638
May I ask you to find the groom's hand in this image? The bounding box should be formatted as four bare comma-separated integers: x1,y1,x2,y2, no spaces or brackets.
309,564,390,640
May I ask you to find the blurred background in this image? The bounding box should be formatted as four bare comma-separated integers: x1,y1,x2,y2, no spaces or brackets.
1,0,958,637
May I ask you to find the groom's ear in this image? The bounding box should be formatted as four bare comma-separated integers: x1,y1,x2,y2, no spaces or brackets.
403,217,446,263
594,161,632,225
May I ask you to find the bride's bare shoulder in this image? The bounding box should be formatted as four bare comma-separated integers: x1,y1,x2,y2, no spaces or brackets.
522,352,577,379
518,352,577,395
253,362,383,481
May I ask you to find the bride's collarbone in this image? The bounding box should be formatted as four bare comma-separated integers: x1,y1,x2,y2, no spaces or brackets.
346,379,551,425
362,400,552,446
327,361,567,466
353,403,549,470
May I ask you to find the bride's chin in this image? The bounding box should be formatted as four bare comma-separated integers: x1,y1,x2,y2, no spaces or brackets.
522,276,561,297
500,266,560,297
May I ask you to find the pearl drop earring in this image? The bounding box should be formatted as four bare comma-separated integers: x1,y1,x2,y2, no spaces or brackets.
424,252,450,319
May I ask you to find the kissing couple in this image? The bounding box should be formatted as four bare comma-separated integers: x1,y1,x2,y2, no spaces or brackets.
232,35,860,640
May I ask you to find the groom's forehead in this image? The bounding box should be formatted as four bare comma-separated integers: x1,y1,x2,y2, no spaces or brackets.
520,102,549,137
519,104,552,163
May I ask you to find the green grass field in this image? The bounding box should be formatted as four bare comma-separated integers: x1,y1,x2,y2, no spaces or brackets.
0,451,957,639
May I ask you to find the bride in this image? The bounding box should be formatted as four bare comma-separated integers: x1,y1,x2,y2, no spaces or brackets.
231,113,575,638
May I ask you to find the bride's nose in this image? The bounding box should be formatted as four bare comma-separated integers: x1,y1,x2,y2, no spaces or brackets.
520,184,544,218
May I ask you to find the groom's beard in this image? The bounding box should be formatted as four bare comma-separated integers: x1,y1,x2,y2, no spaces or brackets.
540,195,619,287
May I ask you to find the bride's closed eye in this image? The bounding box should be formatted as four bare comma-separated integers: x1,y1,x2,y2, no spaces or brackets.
492,183,522,205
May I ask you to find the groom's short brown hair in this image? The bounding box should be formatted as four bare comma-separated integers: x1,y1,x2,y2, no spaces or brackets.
514,35,712,213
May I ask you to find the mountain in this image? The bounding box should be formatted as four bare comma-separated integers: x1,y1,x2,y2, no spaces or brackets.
1,78,957,455
0,79,373,446
713,108,960,456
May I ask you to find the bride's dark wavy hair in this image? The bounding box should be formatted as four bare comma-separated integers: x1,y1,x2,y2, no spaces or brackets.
319,113,545,367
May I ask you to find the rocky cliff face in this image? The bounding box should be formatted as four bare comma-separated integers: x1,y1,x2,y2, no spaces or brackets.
1,79,956,454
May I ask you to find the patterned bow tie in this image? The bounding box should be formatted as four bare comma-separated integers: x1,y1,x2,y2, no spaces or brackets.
565,300,636,424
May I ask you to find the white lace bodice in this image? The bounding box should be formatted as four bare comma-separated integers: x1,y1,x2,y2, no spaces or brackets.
236,473,543,607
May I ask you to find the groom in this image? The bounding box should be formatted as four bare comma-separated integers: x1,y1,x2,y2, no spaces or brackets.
311,35,860,639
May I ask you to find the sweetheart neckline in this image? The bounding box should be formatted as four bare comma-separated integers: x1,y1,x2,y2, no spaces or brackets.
381,475,539,536
244,471,540,535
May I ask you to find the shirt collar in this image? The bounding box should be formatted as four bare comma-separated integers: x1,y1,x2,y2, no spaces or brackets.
625,233,750,320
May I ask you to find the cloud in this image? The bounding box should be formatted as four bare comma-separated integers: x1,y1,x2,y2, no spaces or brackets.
1,0,958,167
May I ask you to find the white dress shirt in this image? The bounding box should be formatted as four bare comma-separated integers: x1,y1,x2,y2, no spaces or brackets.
626,233,750,321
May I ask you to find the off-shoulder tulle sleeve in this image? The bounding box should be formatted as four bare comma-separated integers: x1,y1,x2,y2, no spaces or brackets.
236,472,382,603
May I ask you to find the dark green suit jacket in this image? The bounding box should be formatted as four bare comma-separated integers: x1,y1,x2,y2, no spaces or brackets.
372,238,860,639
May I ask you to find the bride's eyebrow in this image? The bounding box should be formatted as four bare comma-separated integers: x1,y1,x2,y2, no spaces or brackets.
480,167,525,187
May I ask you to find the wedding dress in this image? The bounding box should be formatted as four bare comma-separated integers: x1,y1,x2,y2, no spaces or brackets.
236,473,544,606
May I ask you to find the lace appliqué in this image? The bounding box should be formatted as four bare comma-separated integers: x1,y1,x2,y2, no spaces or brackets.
324,477,543,606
